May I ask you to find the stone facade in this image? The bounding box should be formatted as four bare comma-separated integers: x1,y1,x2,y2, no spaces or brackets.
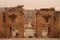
36,8,55,38
0,7,60,38
0,5,24,38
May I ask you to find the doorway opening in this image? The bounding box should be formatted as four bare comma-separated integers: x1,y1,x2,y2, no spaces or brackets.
10,27,18,38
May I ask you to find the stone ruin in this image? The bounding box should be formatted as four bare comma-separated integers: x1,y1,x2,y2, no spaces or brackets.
0,7,60,38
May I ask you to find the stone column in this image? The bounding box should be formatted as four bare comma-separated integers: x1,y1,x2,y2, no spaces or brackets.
48,15,55,38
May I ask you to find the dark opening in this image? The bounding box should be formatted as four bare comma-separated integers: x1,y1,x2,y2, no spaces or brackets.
3,13,6,22
45,16,48,23
29,36,33,38
34,33,37,38
10,27,12,37
16,33,18,38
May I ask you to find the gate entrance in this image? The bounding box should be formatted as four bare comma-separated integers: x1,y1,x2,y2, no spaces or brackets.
24,10,36,38
41,23,49,38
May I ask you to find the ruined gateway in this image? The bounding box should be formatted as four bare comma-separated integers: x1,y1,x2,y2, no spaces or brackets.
0,6,60,38
0,5,24,38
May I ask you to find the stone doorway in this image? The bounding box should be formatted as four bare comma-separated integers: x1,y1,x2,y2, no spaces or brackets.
41,23,49,38
10,27,18,38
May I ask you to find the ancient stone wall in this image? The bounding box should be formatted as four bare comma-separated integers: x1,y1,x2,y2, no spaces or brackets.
0,12,5,38
0,7,60,38
0,5,24,38
54,11,60,38
36,8,55,38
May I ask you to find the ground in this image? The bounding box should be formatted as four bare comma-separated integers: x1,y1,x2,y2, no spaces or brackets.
0,38,60,40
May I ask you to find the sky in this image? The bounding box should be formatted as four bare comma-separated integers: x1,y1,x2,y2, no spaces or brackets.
0,0,60,10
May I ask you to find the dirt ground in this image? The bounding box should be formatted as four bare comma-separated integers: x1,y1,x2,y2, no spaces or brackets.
0,38,60,40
